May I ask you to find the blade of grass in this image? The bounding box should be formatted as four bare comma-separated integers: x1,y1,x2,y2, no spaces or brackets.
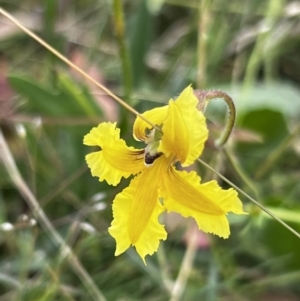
243,0,284,88
129,0,153,87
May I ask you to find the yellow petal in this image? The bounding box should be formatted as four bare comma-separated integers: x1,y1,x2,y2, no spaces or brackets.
161,167,245,238
84,122,145,186
108,156,169,264
158,86,208,166
133,106,168,141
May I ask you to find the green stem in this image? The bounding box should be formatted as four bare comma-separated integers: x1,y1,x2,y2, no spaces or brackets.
112,0,133,102
244,0,284,88
156,245,173,294
197,0,211,88
169,224,199,301
223,147,261,201
194,90,236,147
44,0,56,40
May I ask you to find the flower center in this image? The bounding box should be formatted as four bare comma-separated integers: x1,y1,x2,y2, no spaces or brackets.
144,126,163,166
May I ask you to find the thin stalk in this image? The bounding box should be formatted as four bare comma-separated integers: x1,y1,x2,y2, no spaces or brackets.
197,0,211,88
223,147,260,201
231,0,250,86
0,130,107,301
194,90,236,147
243,0,284,88
197,158,300,240
0,7,156,130
263,0,283,83
156,245,173,294
112,0,133,102
169,224,199,301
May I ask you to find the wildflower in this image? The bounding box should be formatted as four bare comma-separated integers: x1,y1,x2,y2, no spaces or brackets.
84,86,245,263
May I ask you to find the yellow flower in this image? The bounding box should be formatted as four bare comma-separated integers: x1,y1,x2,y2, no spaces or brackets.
84,86,245,264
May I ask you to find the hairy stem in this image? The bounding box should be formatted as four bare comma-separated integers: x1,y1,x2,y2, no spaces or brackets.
194,90,236,147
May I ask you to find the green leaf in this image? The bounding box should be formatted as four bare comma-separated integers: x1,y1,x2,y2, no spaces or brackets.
263,207,300,225
221,82,300,119
8,74,68,117
129,0,154,87
58,73,103,117
8,74,103,117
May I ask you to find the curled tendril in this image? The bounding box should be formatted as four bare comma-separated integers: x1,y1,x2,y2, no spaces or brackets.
194,90,236,147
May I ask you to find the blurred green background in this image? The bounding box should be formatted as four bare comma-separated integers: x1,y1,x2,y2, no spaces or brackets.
0,0,300,300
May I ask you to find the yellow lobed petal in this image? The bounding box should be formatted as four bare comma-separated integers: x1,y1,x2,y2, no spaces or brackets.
161,167,245,238
108,156,169,264
158,86,208,166
133,106,168,141
84,122,145,186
